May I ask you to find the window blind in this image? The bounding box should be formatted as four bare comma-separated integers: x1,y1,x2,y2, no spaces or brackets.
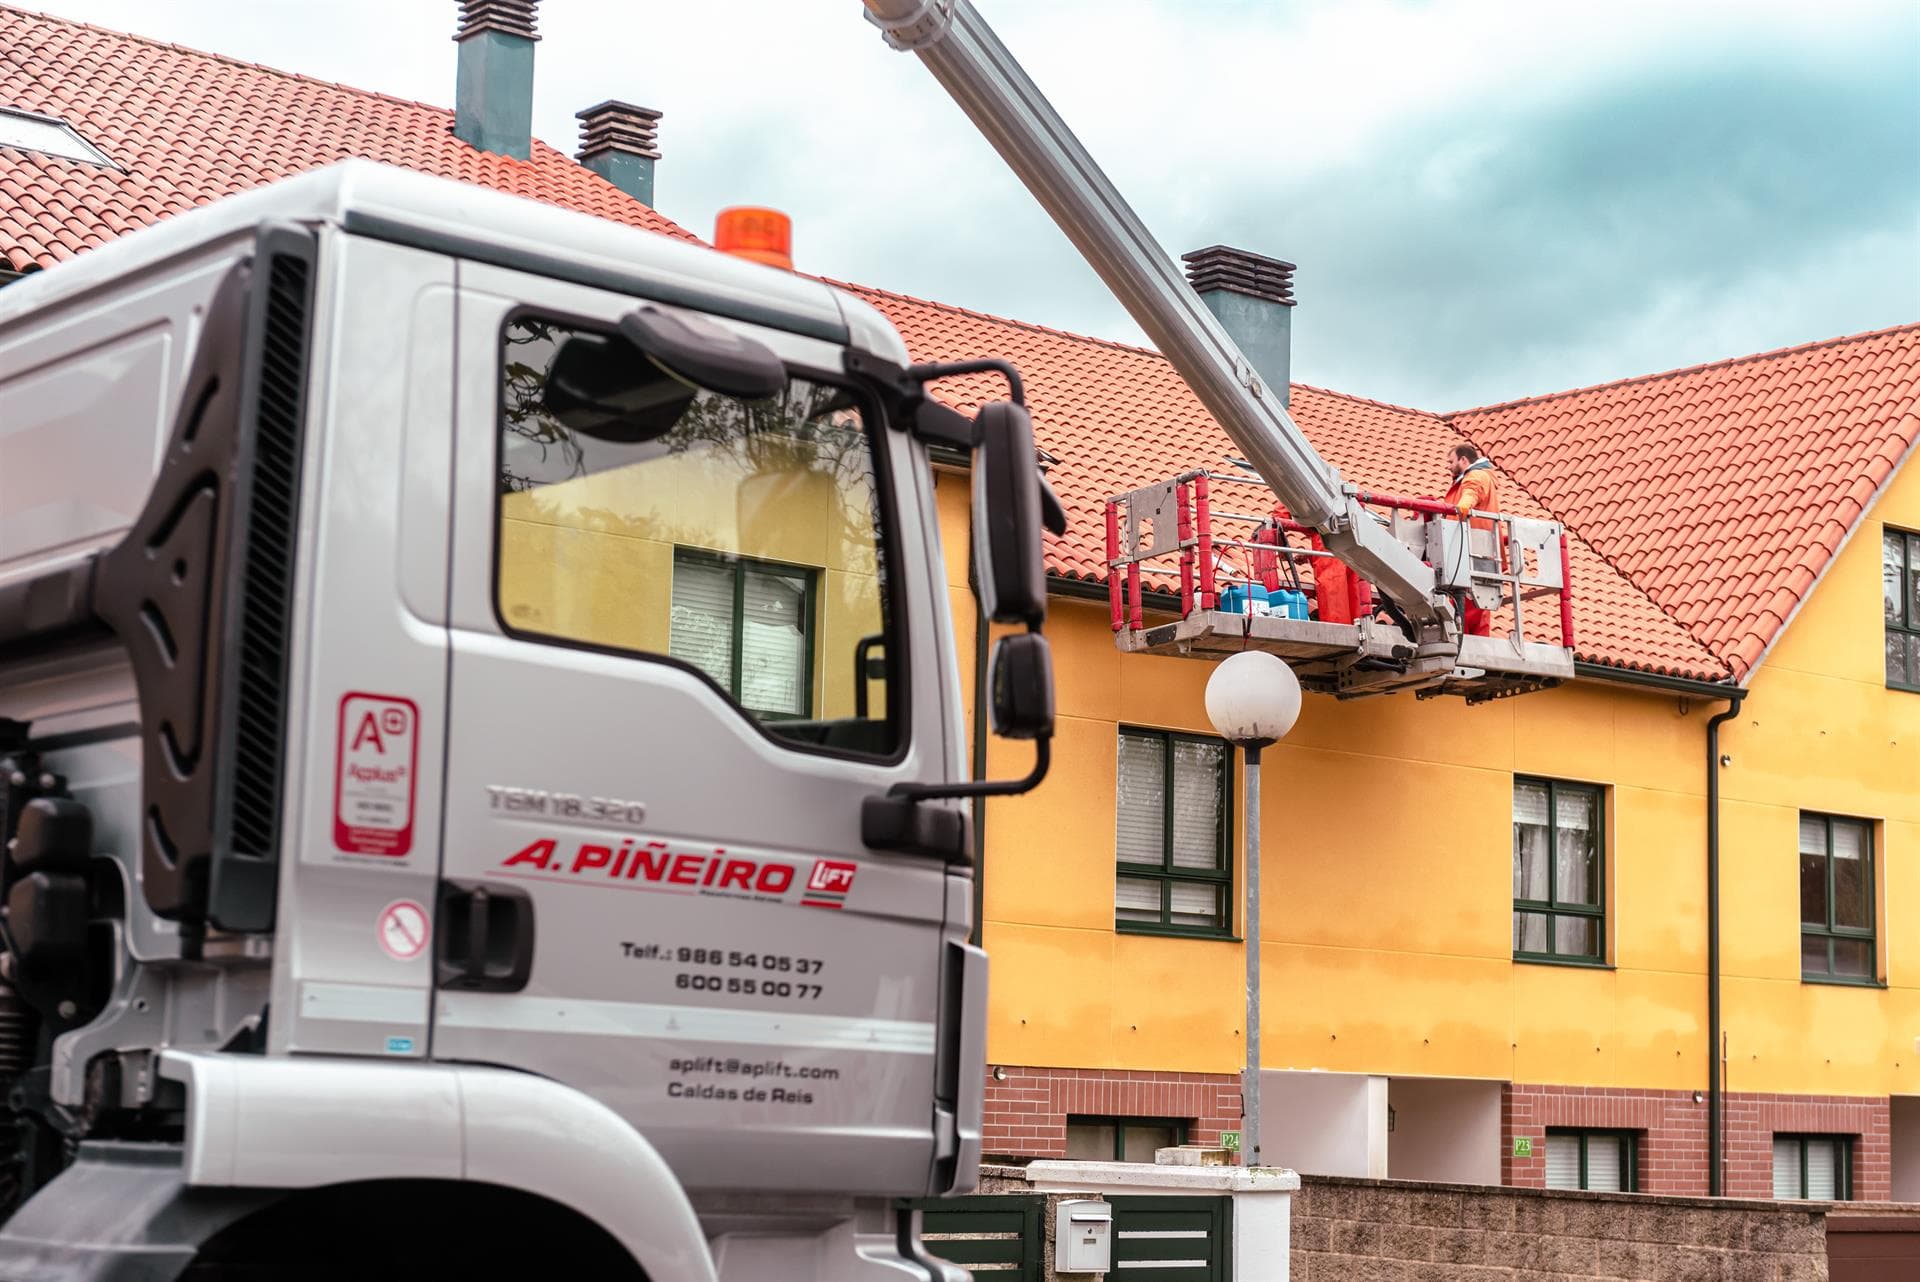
1772,1138,1799,1198
1805,1140,1839,1200
1584,1137,1623,1192
1169,881,1220,929
1544,1133,1580,1190
1116,735,1167,866
1115,877,1162,921
670,559,735,691
740,568,807,714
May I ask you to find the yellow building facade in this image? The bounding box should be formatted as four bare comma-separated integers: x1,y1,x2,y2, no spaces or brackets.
943,405,1919,1202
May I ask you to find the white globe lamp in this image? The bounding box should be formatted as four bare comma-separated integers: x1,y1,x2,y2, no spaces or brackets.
1204,649,1299,1174
1205,650,1301,747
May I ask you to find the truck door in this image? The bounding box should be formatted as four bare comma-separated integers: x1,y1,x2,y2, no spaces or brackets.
433,262,958,1197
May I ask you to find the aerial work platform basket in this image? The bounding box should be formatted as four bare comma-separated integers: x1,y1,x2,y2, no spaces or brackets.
1105,469,1578,702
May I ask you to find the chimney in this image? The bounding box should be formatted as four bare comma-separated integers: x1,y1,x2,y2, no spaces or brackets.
575,101,663,207
454,0,540,160
1181,246,1297,408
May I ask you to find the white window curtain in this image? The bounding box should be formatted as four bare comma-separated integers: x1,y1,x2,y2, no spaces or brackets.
1555,786,1597,906
1116,735,1167,867
1169,741,1225,870
1513,781,1551,901
669,559,735,691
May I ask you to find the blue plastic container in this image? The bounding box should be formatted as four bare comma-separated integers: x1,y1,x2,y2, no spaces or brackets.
1216,584,1270,616
1274,589,1310,620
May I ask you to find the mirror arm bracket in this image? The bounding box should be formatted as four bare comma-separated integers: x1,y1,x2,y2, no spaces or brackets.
888,733,1050,805
843,352,1027,452
903,359,1025,406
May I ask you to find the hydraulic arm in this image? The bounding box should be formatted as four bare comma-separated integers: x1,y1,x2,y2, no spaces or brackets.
861,0,1446,628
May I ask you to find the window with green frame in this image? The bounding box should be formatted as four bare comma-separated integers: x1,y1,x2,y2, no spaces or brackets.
1065,1115,1190,1163
669,549,815,719
1114,728,1232,937
1772,1134,1852,1200
1799,813,1876,983
1513,778,1605,963
1544,1129,1637,1192
1883,528,1920,691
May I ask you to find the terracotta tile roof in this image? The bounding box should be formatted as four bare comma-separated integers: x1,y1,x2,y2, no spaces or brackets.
841,281,1732,681
6,6,1901,687
0,3,695,274
1452,325,1920,678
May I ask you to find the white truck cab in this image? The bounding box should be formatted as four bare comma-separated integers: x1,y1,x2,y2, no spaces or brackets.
0,160,1059,1281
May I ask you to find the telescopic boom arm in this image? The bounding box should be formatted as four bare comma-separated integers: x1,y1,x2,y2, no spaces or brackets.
861,0,1444,626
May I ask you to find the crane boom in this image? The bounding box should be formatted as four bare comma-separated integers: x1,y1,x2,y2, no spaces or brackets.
862,0,1445,627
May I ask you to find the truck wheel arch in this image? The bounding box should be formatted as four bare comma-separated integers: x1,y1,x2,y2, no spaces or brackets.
161,1051,715,1281
185,1177,651,1280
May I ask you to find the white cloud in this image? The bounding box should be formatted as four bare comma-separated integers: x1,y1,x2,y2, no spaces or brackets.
19,0,1920,408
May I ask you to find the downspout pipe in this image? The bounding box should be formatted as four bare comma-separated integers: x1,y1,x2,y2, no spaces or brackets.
971,591,988,946
1706,690,1745,1196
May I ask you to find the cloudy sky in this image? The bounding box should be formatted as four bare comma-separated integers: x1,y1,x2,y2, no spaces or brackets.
27,0,1920,409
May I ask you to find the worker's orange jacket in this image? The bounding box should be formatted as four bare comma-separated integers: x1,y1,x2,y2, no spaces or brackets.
1444,460,1499,536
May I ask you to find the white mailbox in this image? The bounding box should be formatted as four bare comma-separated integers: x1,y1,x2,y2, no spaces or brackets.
1054,1198,1113,1273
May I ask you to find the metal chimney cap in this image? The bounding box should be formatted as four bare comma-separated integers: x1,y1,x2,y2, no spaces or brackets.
1182,245,1297,307
575,100,663,162
455,0,540,42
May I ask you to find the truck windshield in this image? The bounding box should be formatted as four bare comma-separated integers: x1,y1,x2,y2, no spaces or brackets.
495,316,900,759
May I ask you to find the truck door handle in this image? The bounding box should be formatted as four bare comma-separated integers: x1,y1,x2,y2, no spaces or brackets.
436,880,535,992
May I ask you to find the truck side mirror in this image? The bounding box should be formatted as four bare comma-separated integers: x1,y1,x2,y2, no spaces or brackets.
991,633,1054,739
544,305,787,444
971,402,1047,627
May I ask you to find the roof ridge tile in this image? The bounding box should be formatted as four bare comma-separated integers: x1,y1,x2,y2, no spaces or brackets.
1447,322,1920,420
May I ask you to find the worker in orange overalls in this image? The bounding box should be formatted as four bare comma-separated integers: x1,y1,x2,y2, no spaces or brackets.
1442,443,1500,637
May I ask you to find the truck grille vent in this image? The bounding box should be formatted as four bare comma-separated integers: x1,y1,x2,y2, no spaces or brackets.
228,251,310,860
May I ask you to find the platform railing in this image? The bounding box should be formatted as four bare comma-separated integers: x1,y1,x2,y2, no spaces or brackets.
1105,469,1575,654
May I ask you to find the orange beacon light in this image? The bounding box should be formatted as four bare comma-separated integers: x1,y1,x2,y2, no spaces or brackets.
714,207,793,270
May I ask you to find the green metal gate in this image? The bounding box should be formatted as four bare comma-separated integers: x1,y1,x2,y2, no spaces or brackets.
915,1195,1044,1280
1110,1195,1233,1281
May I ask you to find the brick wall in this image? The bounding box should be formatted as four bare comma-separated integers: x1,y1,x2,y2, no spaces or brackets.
1503,1082,1892,1200
1291,1176,1836,1281
982,1066,1242,1160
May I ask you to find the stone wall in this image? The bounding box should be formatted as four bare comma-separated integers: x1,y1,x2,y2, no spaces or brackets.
1291,1176,1839,1281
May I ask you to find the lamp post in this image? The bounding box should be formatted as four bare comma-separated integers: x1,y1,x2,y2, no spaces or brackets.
1204,651,1301,1169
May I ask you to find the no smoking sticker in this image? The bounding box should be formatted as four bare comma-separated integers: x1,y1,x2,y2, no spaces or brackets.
334,692,420,856
378,899,430,962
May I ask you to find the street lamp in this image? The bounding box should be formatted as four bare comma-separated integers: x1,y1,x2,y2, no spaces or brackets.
1204,651,1301,1169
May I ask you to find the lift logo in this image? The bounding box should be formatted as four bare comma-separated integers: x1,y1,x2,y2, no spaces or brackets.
334,692,419,857
801,859,857,909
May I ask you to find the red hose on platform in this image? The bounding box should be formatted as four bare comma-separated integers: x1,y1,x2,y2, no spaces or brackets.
1127,561,1143,631
1353,490,1457,518
1559,533,1576,649
1106,500,1123,631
